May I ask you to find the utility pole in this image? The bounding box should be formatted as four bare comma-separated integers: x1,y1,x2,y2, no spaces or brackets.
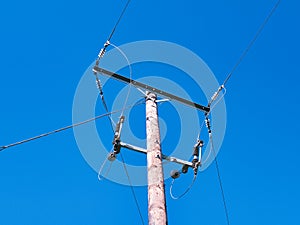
93,66,208,225
146,92,167,225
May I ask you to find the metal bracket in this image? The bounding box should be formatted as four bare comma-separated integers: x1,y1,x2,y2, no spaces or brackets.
93,66,210,113
119,142,194,168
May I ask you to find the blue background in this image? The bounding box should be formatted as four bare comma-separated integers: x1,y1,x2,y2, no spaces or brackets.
1,0,299,224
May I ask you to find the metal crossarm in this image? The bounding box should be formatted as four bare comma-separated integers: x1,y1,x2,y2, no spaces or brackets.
93,66,210,113
119,142,194,168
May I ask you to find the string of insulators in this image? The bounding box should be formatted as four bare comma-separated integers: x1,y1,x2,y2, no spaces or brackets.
208,85,224,107
95,77,104,95
205,116,212,134
95,40,110,68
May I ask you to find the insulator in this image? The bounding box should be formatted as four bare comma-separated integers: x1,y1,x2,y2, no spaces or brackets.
108,152,116,161
97,41,110,59
97,48,106,59
210,91,218,103
193,162,200,175
114,144,121,154
170,170,180,179
192,156,198,165
95,79,103,93
205,117,211,133
193,146,199,157
209,85,224,105
199,140,204,147
181,164,189,174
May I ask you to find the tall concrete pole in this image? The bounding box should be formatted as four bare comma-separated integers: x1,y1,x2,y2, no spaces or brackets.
146,92,167,225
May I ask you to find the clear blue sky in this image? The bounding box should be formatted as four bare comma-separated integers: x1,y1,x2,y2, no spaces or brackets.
1,0,299,224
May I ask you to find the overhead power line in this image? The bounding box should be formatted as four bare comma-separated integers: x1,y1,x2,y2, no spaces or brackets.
208,0,281,110
94,0,133,134
222,0,281,87
0,102,143,152
95,0,132,62
107,0,132,42
210,133,230,225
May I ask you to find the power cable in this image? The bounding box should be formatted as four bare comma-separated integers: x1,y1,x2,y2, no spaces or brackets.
209,133,230,225
120,152,145,225
95,0,132,63
110,42,134,117
0,102,144,152
107,0,132,43
170,175,197,200
94,0,133,130
201,1,281,222
97,147,115,181
208,0,281,108
223,0,281,87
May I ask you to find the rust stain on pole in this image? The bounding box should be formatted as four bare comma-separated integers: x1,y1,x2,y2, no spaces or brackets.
146,92,167,225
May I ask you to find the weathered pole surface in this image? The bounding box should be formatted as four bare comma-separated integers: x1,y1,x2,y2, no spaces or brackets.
146,92,167,225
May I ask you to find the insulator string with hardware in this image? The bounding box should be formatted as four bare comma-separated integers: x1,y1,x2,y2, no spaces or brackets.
170,136,203,200
209,87,227,113
0,102,144,152
94,42,134,136
98,98,144,181
196,86,226,165
93,0,133,133
95,73,116,133
95,0,132,66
